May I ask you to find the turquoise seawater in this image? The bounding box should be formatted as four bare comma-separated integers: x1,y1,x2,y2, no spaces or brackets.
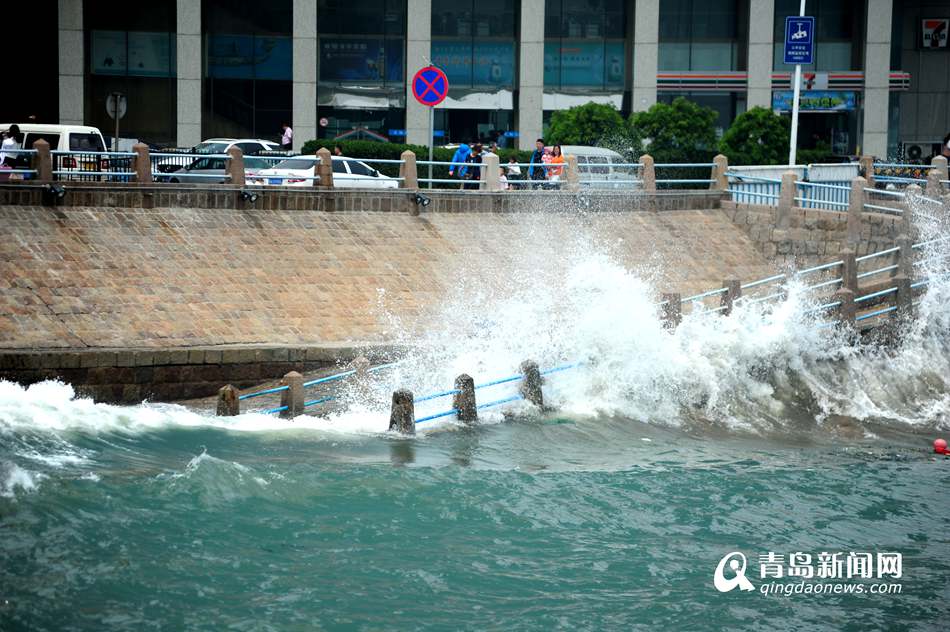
2,399,948,631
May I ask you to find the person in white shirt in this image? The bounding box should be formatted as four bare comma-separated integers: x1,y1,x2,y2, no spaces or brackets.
280,123,293,150
0,125,20,167
499,167,509,190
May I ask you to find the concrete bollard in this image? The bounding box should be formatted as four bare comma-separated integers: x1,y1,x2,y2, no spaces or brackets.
896,234,913,277
278,371,304,419
847,176,867,247
721,279,741,316
452,374,477,424
226,146,245,187
662,292,682,330
710,154,728,191
32,139,52,183
132,143,152,184
565,154,580,192
903,183,922,219
482,152,501,191
399,150,418,189
834,288,856,325
777,171,796,228
931,155,949,183
639,154,656,193
216,384,240,416
389,389,415,434
859,155,875,187
519,360,544,408
317,147,333,188
894,275,912,314
840,250,858,293
926,168,942,197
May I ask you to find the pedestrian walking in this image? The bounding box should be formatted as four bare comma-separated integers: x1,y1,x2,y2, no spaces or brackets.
464,143,483,190
528,138,545,188
547,145,564,188
449,142,472,189
280,123,293,150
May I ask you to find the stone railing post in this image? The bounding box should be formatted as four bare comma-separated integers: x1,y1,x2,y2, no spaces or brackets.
452,374,477,424
482,152,501,191
931,155,949,183
662,292,681,330
721,279,741,316
777,170,796,229
226,146,245,187
317,147,333,188
859,155,875,187
711,154,728,191
216,384,239,416
847,176,867,248
32,139,52,183
278,371,304,419
565,154,580,192
834,250,858,325
389,389,415,434
399,150,418,189
639,154,656,193
519,360,543,408
132,143,152,184
926,168,942,197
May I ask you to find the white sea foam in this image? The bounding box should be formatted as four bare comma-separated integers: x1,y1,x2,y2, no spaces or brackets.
0,461,46,499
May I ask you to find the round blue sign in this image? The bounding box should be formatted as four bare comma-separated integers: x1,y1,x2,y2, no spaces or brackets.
411,66,449,107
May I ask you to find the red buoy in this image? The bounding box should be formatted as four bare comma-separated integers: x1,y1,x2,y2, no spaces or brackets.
934,438,948,455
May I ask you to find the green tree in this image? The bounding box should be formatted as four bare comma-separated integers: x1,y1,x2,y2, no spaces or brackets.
546,102,626,146
718,106,791,166
627,97,718,163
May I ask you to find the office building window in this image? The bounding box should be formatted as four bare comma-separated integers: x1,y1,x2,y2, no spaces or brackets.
772,0,864,71
203,0,293,142
543,0,626,90
431,0,517,90
318,0,406,86
85,0,176,145
659,0,745,71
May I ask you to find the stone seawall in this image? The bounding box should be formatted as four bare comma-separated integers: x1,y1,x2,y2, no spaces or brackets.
1,187,776,401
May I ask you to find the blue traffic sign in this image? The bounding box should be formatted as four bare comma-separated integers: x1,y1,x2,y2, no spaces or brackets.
411,66,449,107
784,16,815,65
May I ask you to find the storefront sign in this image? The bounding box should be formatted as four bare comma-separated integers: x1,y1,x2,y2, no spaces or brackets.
772,91,856,112
922,19,949,48
319,38,403,83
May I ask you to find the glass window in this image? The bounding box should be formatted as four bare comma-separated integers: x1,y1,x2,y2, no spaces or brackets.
331,159,347,173
85,0,177,145
203,0,293,142
431,0,517,90
277,158,318,169
69,133,105,151
24,133,61,150
347,160,375,175
658,0,742,71
544,0,626,90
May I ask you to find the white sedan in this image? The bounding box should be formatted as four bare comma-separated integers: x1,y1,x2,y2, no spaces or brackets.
249,155,399,188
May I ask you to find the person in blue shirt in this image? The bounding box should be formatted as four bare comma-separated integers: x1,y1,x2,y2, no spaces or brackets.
448,142,471,188
528,138,545,187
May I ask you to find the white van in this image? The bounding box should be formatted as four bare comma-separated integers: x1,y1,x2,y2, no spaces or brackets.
559,145,640,189
0,124,109,179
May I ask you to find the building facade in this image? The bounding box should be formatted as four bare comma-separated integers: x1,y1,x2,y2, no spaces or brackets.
44,0,950,157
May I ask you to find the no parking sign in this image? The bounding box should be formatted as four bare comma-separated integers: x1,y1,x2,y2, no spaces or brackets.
411,66,449,107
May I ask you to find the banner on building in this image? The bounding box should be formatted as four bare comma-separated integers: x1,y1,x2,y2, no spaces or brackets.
91,31,174,77
772,91,856,113
543,41,624,88
430,42,515,88
921,19,949,48
320,38,404,83
207,35,292,81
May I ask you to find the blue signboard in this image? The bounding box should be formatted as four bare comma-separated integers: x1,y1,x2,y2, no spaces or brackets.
388,129,407,137
319,38,404,83
543,41,625,88
772,91,856,112
430,42,515,88
784,16,815,65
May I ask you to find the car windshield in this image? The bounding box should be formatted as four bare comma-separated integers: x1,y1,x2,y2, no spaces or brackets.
273,158,316,170
244,157,275,169
193,142,229,154
69,133,105,152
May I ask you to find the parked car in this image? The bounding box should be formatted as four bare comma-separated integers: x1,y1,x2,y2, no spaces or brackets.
158,155,282,184
0,123,110,180
249,156,399,189
560,145,640,190
153,138,281,175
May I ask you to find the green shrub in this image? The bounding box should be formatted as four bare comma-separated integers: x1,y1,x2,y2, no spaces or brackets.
547,102,627,146
628,98,718,164
718,107,791,166
300,139,531,186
